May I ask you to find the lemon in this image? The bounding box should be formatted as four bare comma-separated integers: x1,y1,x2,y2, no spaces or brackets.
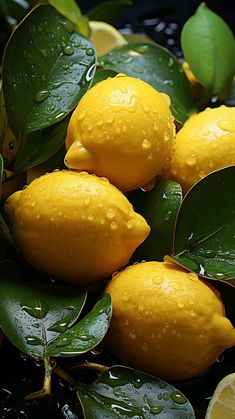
105,260,235,381
89,21,127,56
4,171,150,285
65,74,175,192
205,373,235,418
164,105,235,192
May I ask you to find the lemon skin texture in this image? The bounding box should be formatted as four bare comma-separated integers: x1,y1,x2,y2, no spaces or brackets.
4,171,150,285
65,75,175,192
165,105,235,192
105,261,235,381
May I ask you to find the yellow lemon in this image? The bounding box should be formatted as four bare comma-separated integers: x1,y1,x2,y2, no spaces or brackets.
164,105,235,192
65,74,175,192
205,373,235,418
5,171,150,285
89,21,127,56
105,261,235,381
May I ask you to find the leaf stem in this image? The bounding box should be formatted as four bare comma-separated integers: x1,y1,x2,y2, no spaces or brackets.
24,357,52,401
68,361,108,374
53,367,79,387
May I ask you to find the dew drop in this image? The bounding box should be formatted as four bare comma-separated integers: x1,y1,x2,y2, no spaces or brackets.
56,337,72,347
86,48,94,56
130,330,136,339
177,300,184,309
186,154,197,166
63,45,74,55
152,275,163,285
26,335,42,345
187,272,198,282
133,378,143,389
126,220,134,229
110,221,118,230
106,208,116,220
35,90,49,103
171,391,187,404
142,138,152,149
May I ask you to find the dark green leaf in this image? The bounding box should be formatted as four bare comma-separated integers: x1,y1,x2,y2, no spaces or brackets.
87,0,132,24
181,3,235,96
77,365,195,418
130,179,182,262
48,0,90,37
0,0,31,29
2,5,96,136
0,82,7,148
91,68,118,87
13,115,69,172
173,166,235,281
46,294,112,357
0,260,87,358
99,43,195,123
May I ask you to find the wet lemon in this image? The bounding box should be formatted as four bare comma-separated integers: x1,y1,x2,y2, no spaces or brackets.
164,105,235,192
105,261,235,381
5,171,150,285
65,74,175,192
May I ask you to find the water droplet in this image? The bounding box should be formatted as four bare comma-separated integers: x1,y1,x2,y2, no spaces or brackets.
187,272,198,282
142,342,148,351
190,309,196,317
110,221,117,230
149,406,164,415
162,392,171,401
88,214,94,221
126,220,134,229
186,154,197,166
106,208,116,220
218,120,235,132
168,57,174,67
22,304,48,319
86,48,94,56
171,391,187,404
79,334,94,341
138,303,144,311
56,337,72,347
86,64,96,82
177,300,184,309
130,330,136,339
163,80,174,86
63,45,74,55
26,335,42,345
142,138,152,149
122,293,129,302
35,90,49,103
133,378,143,389
49,321,69,333
61,20,75,33
65,306,75,311
152,275,163,285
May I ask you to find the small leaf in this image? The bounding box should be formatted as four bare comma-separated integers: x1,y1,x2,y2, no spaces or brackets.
48,0,90,37
77,365,196,418
87,0,132,24
13,115,69,173
181,3,235,96
46,294,112,357
173,166,235,281
0,260,87,358
91,68,118,87
129,179,182,262
2,5,96,136
99,43,195,123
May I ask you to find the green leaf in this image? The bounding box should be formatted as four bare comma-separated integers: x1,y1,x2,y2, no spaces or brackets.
0,260,87,358
91,68,118,87
129,179,182,262
87,0,132,24
0,81,7,148
2,4,96,136
77,365,196,418
99,43,195,123
46,294,112,357
13,115,69,173
173,166,235,281
181,3,235,96
48,0,90,37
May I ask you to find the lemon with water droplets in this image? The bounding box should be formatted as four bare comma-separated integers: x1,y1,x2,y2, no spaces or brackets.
4,170,150,285
164,105,235,192
65,74,175,192
105,260,235,381
89,21,127,56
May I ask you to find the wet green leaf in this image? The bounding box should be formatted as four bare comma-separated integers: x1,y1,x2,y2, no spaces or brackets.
48,0,90,37
13,115,69,173
91,68,117,87
181,3,235,96
173,167,235,281
0,260,87,358
0,81,7,150
87,0,132,24
2,5,96,136
77,365,195,418
129,179,182,262
46,294,112,357
99,42,195,123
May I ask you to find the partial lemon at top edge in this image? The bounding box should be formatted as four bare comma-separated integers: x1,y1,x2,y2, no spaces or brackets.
89,20,127,56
